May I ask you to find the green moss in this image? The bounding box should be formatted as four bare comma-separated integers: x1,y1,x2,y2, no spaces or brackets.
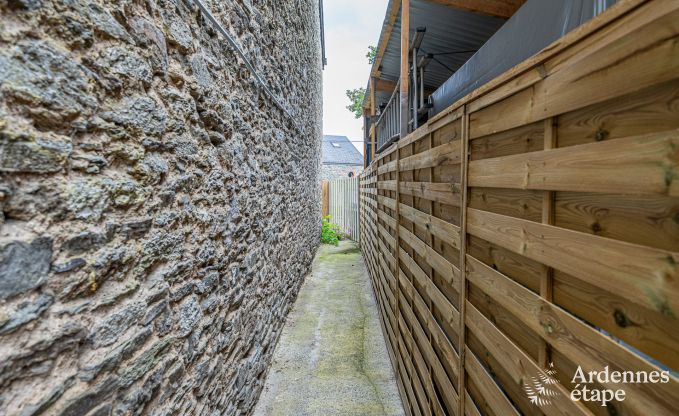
258,241,402,415
645,288,676,318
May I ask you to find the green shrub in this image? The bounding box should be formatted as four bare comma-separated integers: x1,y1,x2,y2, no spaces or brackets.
321,215,340,246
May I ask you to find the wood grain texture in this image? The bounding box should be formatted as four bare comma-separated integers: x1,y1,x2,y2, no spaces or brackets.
378,160,399,175
361,2,679,413
468,282,542,364
467,235,542,293
465,328,539,416
469,121,543,161
466,302,590,416
400,247,460,338
554,192,679,252
553,269,679,371
463,390,482,416
466,255,679,415
463,347,520,416
557,78,679,148
400,292,460,415
469,3,679,138
466,208,679,316
469,130,679,196
399,203,461,250
423,0,524,18
400,225,462,290
379,179,398,192
468,187,542,222
399,267,460,380
400,181,462,206
400,140,462,172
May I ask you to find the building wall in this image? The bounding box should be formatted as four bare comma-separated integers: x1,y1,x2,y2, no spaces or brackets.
320,164,363,181
0,0,322,415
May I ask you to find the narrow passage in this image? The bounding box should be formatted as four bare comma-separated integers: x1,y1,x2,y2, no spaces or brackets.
254,241,405,416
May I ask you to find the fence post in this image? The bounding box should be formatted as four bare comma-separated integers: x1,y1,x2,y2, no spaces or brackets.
321,180,329,217
539,117,556,367
397,0,408,408
458,106,470,416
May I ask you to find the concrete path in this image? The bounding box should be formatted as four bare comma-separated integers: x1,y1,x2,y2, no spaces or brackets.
253,241,405,416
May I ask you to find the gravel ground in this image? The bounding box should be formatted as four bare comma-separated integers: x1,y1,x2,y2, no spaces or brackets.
253,240,405,416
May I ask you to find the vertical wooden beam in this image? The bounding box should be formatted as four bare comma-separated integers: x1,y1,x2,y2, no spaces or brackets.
371,127,377,164
370,77,377,165
370,77,376,115
321,180,329,217
396,146,406,413
400,0,410,139
538,117,556,367
405,140,423,413
425,132,435,415
397,0,409,410
363,115,367,168
363,128,367,168
458,107,470,416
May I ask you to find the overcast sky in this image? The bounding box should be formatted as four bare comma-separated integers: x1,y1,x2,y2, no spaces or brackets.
322,0,388,155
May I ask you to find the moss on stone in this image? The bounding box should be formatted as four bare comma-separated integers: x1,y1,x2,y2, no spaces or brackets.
254,241,404,416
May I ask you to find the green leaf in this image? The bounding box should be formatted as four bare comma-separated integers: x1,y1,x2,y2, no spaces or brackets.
345,88,366,119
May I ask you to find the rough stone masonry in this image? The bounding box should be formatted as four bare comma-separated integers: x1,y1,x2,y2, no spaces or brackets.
0,0,322,414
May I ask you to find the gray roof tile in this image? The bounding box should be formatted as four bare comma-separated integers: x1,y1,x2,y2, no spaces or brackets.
322,135,363,165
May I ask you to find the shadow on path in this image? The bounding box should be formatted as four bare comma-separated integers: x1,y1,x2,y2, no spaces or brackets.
253,240,404,416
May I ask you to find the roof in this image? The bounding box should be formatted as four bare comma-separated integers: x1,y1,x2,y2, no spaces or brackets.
322,135,363,165
365,0,510,109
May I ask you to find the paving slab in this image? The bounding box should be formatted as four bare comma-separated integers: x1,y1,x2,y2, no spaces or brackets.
253,240,405,416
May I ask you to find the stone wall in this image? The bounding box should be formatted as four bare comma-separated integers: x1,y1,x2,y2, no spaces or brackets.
320,164,362,182
0,0,322,415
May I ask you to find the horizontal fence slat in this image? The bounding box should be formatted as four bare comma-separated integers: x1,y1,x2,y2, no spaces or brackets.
399,107,465,149
359,3,679,414
378,209,398,231
378,160,399,175
400,247,460,336
398,267,460,386
378,195,398,211
400,182,462,206
379,180,398,191
465,301,590,416
399,225,462,290
464,346,520,416
469,3,679,138
463,390,482,416
468,130,679,195
399,291,460,415
466,254,679,415
399,265,460,372
399,140,462,171
466,207,679,315
399,203,461,250
399,331,448,416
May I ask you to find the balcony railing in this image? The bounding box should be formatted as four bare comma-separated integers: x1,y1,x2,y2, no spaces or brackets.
375,81,400,154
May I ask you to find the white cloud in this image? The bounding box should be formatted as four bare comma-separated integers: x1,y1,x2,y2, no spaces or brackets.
322,0,388,155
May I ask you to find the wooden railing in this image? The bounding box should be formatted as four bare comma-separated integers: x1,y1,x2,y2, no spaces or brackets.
359,1,679,415
375,80,401,153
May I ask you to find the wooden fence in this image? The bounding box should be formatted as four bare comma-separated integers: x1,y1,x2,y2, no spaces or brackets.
328,177,360,241
359,1,679,415
321,180,330,217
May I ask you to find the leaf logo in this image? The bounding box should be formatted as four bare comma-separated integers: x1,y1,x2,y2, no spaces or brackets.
524,362,559,406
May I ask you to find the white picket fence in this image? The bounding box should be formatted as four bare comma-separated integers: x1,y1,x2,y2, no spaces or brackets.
328,177,360,241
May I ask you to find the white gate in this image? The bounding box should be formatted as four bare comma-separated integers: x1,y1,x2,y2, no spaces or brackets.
328,177,360,241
